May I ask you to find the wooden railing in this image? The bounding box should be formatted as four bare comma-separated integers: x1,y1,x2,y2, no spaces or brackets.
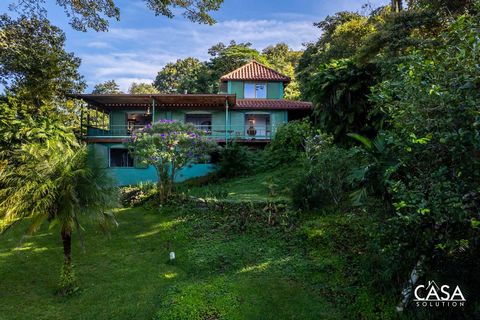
86,124,276,140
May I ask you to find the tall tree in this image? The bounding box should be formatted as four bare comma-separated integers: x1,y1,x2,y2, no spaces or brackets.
92,80,122,94
0,15,85,109
154,57,206,93
9,0,225,32
262,43,302,100
206,41,266,93
128,82,159,94
296,12,375,98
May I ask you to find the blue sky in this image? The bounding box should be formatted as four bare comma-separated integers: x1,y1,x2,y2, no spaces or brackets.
1,0,388,92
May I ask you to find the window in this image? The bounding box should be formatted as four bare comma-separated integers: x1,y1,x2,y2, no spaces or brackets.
244,114,271,139
110,148,134,167
244,82,267,98
185,114,212,133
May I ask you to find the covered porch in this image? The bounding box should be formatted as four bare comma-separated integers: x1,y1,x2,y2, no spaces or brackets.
72,94,282,142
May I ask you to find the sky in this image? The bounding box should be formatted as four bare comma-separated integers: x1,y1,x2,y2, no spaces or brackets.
1,0,388,92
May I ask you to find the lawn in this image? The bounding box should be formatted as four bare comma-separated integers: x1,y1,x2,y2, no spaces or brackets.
178,165,302,202
0,168,395,320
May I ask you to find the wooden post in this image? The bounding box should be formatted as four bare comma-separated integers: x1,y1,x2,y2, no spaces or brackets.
225,98,229,147
152,97,156,124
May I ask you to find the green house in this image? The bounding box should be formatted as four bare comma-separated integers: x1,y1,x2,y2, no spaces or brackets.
73,60,312,186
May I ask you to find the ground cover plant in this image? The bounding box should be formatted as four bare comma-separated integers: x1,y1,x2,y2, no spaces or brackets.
0,190,389,319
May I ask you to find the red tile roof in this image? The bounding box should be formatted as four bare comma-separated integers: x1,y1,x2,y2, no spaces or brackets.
234,99,312,110
220,60,291,83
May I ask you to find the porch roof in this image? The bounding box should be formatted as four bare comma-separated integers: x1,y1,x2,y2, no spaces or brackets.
70,94,312,111
235,99,312,110
70,94,236,110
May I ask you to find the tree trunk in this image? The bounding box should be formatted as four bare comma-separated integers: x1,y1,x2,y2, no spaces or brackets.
391,0,403,12
155,166,168,203
61,226,72,266
59,225,77,295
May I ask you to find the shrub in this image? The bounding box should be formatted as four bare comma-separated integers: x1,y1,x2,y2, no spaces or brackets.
120,181,156,207
265,119,312,167
218,141,258,178
293,135,357,210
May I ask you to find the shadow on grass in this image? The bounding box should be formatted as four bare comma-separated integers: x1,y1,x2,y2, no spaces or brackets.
0,207,347,320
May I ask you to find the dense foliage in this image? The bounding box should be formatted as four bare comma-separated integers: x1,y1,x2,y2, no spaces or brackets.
292,135,356,210
217,142,257,179
264,119,312,167
154,57,208,94
297,1,480,316
0,15,85,108
370,13,480,302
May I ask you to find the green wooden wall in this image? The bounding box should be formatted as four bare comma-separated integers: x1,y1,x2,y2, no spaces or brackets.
227,81,284,99
267,82,283,99
229,81,244,98
110,111,127,135
88,143,215,186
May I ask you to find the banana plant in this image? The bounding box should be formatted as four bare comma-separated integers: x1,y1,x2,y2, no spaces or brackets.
347,131,400,208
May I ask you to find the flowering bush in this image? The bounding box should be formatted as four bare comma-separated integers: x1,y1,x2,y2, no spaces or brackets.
129,120,216,202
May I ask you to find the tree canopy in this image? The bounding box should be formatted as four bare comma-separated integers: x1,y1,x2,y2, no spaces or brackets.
8,0,225,32
154,57,206,94
128,82,159,94
92,80,122,94
0,14,85,108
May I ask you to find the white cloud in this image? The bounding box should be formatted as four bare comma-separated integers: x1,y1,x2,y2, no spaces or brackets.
78,18,319,92
86,41,112,49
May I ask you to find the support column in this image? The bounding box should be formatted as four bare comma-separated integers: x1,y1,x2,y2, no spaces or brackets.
225,98,229,147
152,97,156,123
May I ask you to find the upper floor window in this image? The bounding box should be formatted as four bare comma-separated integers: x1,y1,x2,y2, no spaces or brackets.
244,82,267,98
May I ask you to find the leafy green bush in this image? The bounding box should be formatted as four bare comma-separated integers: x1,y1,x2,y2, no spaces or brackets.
218,141,258,178
304,59,379,143
120,181,156,207
265,119,312,167
356,12,480,315
293,135,357,210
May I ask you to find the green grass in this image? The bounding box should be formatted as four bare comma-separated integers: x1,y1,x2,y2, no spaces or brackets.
0,206,349,320
0,167,397,320
179,165,302,202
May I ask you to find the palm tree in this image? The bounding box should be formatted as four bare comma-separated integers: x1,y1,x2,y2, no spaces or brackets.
0,129,118,294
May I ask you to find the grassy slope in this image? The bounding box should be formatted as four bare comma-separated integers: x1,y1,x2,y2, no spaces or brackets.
0,167,396,319
179,165,302,202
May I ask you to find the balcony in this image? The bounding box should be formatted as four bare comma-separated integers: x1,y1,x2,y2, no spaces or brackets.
85,124,276,141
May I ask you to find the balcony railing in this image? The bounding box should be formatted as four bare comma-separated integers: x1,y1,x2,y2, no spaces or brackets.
86,124,276,140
